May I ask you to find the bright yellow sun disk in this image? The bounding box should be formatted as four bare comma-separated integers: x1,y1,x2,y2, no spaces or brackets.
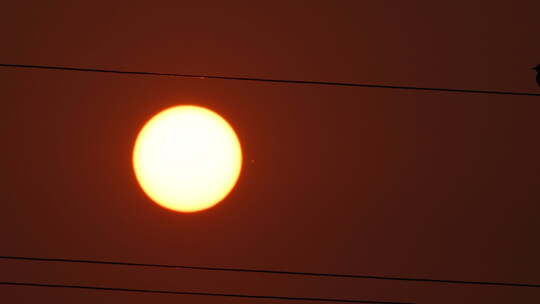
133,105,242,213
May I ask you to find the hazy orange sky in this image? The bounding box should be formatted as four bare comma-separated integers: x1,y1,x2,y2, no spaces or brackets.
1,1,539,303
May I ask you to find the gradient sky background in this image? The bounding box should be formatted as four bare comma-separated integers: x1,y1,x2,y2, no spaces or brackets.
1,1,540,303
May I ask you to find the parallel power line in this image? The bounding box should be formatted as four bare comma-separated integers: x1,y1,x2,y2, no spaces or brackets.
1,63,539,97
1,255,539,289
0,281,413,304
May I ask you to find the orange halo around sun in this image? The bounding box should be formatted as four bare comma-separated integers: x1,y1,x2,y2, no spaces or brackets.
132,105,242,213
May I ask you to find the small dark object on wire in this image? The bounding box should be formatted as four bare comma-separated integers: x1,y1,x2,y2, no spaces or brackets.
533,64,540,87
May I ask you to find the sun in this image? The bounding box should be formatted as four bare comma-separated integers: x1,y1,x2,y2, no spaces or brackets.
132,105,242,213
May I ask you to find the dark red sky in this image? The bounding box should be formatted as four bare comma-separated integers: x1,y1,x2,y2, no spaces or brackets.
1,1,539,303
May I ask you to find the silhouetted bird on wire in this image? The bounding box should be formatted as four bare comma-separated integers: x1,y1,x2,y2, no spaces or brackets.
534,64,540,87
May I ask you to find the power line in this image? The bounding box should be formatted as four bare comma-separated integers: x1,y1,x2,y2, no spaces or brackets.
0,281,412,304
1,255,539,289
1,63,539,97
